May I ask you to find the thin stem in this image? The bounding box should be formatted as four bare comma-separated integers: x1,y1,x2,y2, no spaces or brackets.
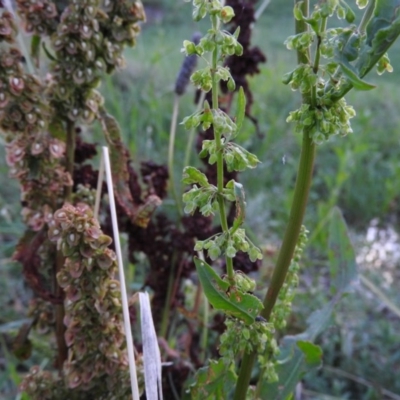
168,95,183,216
64,120,76,201
199,291,209,363
358,0,376,35
313,17,327,74
254,0,272,21
210,14,234,281
234,1,313,398
184,90,206,168
159,252,178,338
54,119,76,370
54,251,68,370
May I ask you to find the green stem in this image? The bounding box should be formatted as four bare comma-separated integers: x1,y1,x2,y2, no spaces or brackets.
313,17,327,74
184,90,206,168
210,15,234,281
168,95,183,217
262,135,315,317
233,1,313,398
233,134,316,400
358,0,376,35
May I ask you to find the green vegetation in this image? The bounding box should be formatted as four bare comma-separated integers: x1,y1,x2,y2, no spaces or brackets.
1,0,400,399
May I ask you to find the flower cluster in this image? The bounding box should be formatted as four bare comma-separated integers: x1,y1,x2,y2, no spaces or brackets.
0,10,18,43
270,225,308,330
16,0,58,36
0,10,71,229
20,367,71,399
21,363,142,399
286,98,356,144
45,0,145,123
282,1,360,144
220,318,278,382
47,202,133,391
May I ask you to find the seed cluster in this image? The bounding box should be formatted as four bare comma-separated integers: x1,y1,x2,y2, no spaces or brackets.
47,0,145,123
48,203,131,391
0,10,71,230
16,0,58,36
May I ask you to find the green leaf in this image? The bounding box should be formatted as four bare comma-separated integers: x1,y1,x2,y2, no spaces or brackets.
235,87,246,132
42,42,57,61
48,117,66,140
339,62,376,90
182,166,210,186
357,0,400,77
356,0,368,9
30,35,41,68
328,207,359,295
194,258,263,325
296,341,323,366
232,182,246,231
189,359,237,399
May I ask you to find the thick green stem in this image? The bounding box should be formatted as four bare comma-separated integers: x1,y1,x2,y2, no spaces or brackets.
233,134,316,400
233,1,313,398
261,134,315,317
210,15,234,281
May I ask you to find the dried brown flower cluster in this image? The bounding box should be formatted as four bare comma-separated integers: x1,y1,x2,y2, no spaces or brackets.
19,202,146,398
16,0,59,36
0,10,71,230
47,203,131,390
47,0,145,122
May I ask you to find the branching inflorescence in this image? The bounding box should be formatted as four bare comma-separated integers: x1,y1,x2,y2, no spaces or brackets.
0,1,146,398
181,0,280,397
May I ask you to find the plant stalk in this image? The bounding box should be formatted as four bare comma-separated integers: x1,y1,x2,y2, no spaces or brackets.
233,1,314,398
168,95,183,216
210,15,234,281
54,119,76,369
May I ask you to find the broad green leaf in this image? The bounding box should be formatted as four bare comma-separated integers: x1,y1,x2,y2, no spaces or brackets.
194,258,263,325
327,207,358,295
190,359,237,399
235,87,246,132
296,341,323,366
339,62,376,90
329,0,400,100
357,0,400,77
182,166,209,186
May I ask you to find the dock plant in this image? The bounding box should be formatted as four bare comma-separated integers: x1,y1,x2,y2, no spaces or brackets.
1,0,400,398
180,0,400,399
